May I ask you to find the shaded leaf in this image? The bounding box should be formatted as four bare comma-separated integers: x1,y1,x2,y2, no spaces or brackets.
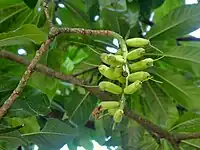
23,0,38,9
0,24,47,47
153,68,200,110
23,119,77,149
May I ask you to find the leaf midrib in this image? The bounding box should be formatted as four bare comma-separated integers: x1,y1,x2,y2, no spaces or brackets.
169,118,200,131
146,53,200,64
146,82,167,116
155,72,191,102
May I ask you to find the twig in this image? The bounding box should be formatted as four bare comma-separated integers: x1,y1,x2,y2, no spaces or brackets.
2,51,200,147
43,0,53,28
0,39,54,119
72,66,97,76
0,50,115,101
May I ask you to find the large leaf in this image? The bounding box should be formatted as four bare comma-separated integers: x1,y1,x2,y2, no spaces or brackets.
152,68,200,110
23,0,38,9
23,119,77,149
0,24,47,47
53,88,98,125
169,112,200,133
180,140,200,150
153,0,184,23
120,120,144,150
146,45,200,75
0,1,45,32
146,3,200,40
7,116,40,133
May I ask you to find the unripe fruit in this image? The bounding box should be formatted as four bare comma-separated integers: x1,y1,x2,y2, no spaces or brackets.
113,109,124,123
108,108,117,115
99,81,123,94
124,80,142,94
118,76,126,83
129,58,153,72
128,71,150,82
126,38,150,47
127,48,145,60
98,65,121,80
100,53,125,66
99,101,120,110
116,49,121,55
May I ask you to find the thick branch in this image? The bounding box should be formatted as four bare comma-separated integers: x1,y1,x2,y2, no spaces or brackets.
0,39,54,119
0,50,115,101
124,109,180,150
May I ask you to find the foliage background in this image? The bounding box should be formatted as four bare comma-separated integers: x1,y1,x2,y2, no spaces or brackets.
1,0,200,149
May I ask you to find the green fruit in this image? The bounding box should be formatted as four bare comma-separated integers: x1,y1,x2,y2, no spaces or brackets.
116,49,122,55
124,80,142,94
98,65,121,80
129,58,153,71
108,108,118,115
118,76,126,83
128,71,150,82
99,101,120,110
127,48,145,60
100,53,125,66
126,38,150,47
113,109,124,123
99,81,123,94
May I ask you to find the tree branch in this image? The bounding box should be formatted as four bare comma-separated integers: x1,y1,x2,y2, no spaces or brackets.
72,66,97,76
0,50,115,101
124,109,180,150
2,50,200,148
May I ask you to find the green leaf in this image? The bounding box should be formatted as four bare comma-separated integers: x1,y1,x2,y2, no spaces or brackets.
28,72,58,100
61,57,75,74
0,131,27,149
0,24,47,47
153,68,200,110
7,116,40,133
180,140,200,149
121,120,144,150
153,0,184,23
169,112,200,132
23,0,38,9
23,119,77,149
21,87,51,116
147,45,200,75
147,3,200,40
54,89,98,125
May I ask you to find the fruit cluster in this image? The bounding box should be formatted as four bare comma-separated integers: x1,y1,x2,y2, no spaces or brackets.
95,38,155,128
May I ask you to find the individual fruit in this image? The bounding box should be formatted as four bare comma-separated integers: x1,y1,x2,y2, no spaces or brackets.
128,71,150,82
108,108,118,115
127,48,145,60
126,38,150,47
98,65,121,80
99,81,123,94
100,53,125,66
99,101,120,110
124,80,142,94
118,76,126,83
129,58,153,71
113,109,124,123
